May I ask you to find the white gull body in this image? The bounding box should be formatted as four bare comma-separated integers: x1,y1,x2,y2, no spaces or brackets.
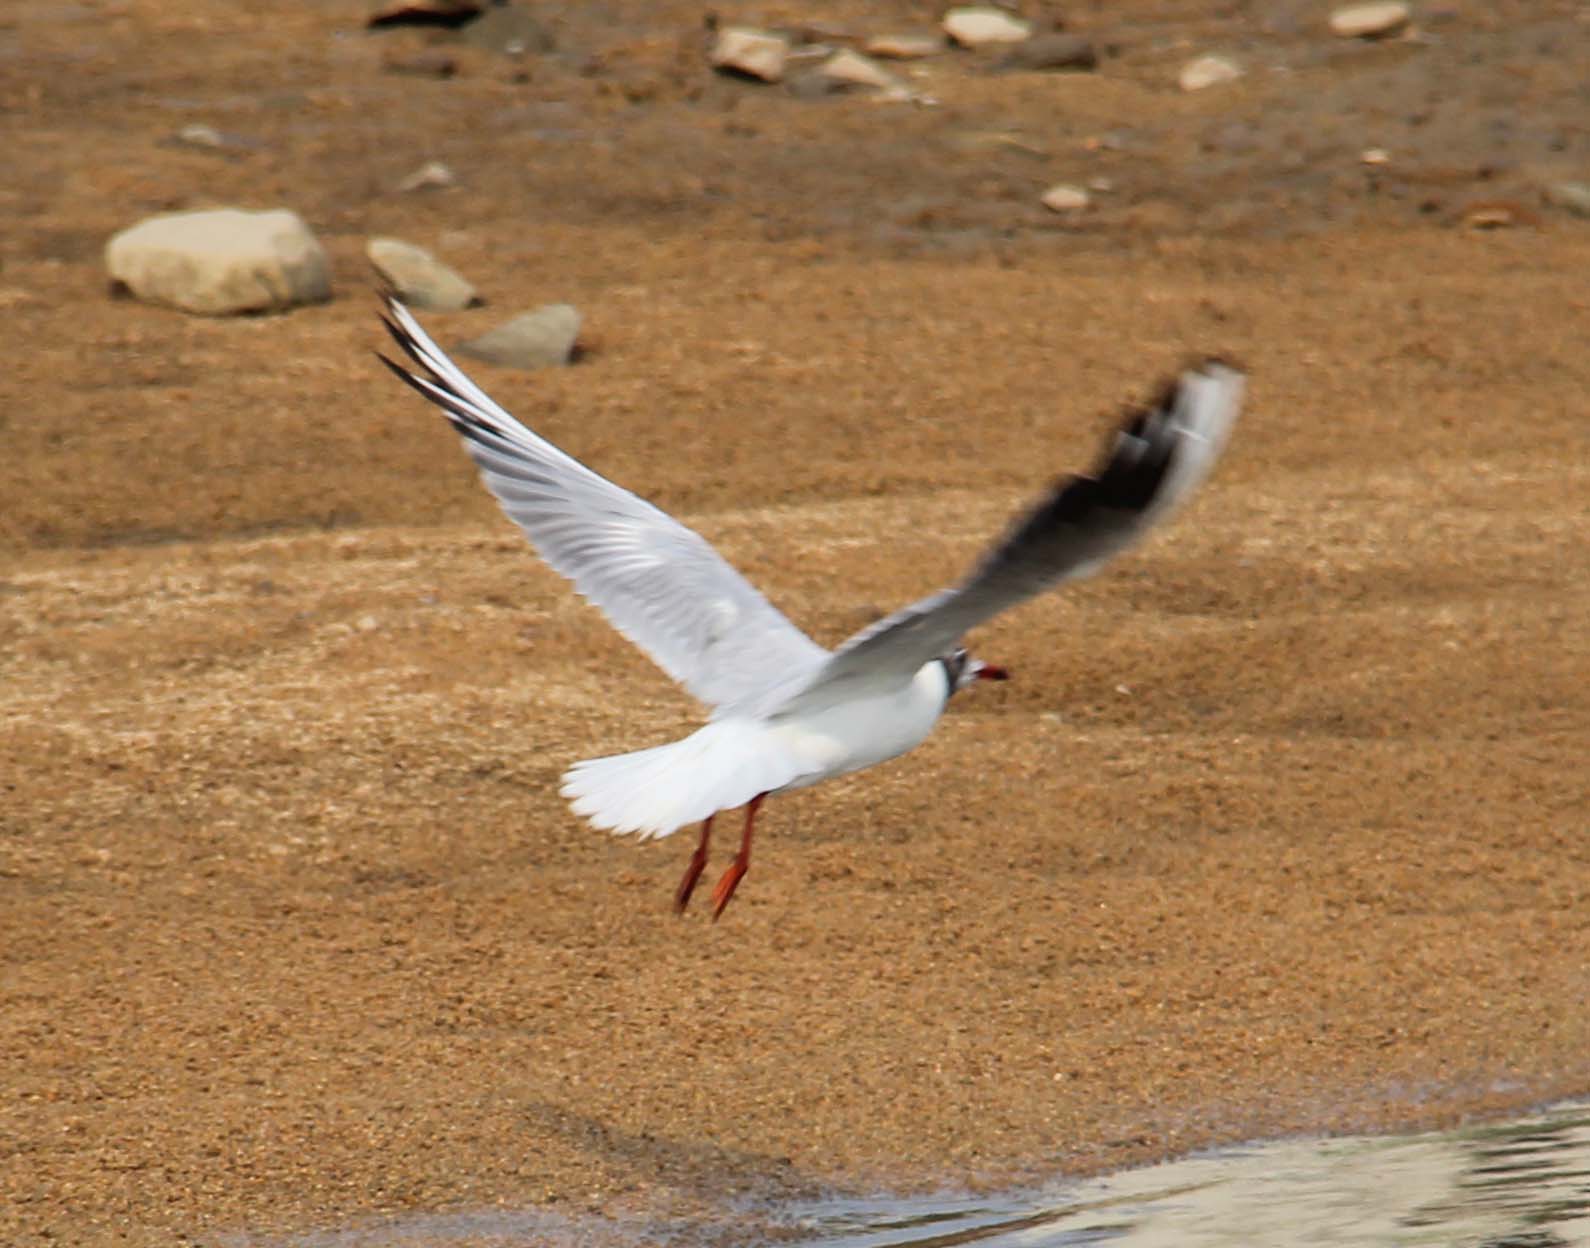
378,297,1244,913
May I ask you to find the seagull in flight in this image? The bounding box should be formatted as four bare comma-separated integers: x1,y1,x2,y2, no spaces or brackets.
378,298,1243,919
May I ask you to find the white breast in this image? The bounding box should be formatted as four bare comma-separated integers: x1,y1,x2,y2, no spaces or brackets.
767,661,950,792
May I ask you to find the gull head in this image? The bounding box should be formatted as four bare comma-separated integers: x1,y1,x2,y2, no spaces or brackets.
942,646,1010,695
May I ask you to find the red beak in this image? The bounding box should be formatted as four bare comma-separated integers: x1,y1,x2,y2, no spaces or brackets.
976,663,1010,681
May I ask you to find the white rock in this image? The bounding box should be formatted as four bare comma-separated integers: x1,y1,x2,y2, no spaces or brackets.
105,208,331,316
1545,181,1590,218
175,123,226,149
942,6,1032,47
366,238,479,311
458,305,580,370
1178,54,1243,91
397,160,458,192
709,27,790,82
1040,183,1090,213
817,48,910,95
1329,3,1411,38
864,32,946,59
1360,147,1391,164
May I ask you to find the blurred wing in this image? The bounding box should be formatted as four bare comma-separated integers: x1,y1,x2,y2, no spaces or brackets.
378,297,828,714
783,360,1244,708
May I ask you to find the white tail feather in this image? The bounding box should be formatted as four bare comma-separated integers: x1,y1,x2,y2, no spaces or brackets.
560,720,808,840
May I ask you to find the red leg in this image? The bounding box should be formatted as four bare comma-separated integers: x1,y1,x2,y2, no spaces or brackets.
674,815,713,914
711,793,766,922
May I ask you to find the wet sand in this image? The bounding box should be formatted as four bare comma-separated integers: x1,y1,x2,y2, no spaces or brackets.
4,3,1589,1244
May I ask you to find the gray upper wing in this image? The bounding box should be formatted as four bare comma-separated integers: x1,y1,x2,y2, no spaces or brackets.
777,360,1244,712
378,298,829,716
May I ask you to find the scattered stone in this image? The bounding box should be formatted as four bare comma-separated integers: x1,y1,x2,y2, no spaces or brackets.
864,32,946,60
366,238,480,311
814,48,911,97
457,304,580,370
105,208,331,316
382,48,458,77
175,123,226,149
1544,181,1590,218
458,4,554,55
709,27,791,82
1329,3,1412,38
995,33,1098,72
367,0,481,28
1360,147,1391,165
1458,200,1540,230
1040,183,1090,213
942,6,1033,48
397,160,458,192
1179,54,1242,91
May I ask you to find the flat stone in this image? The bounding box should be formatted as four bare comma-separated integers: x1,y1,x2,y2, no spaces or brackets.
1329,3,1412,38
1040,183,1090,213
942,7,1032,47
995,33,1098,72
1544,181,1590,218
457,304,580,369
815,48,910,96
709,27,791,82
1179,53,1243,91
397,160,459,192
366,238,479,311
175,123,226,149
105,208,331,316
863,32,946,60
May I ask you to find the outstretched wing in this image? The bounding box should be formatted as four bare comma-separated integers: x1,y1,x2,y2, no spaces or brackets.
779,360,1244,712
378,297,829,715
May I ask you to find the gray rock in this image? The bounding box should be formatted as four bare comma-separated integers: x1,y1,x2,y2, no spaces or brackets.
1329,3,1411,38
942,7,1032,47
709,27,791,82
1178,54,1243,91
996,33,1097,72
105,208,331,316
1545,181,1590,218
366,238,480,311
458,304,580,369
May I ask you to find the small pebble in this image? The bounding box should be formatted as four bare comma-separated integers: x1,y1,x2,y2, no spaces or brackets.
942,6,1033,47
1179,54,1242,91
1329,3,1412,39
1544,181,1590,218
863,32,946,60
458,304,581,370
815,48,911,97
709,27,791,82
397,160,458,192
1040,184,1090,213
366,237,480,311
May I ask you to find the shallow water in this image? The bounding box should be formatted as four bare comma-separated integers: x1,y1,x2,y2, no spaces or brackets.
233,1100,1590,1248
781,1101,1590,1248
